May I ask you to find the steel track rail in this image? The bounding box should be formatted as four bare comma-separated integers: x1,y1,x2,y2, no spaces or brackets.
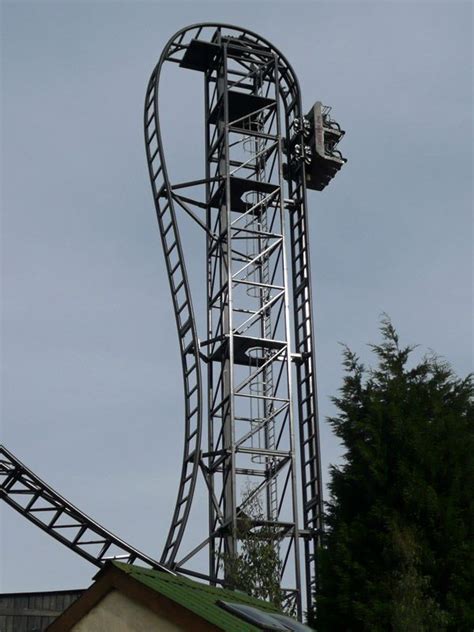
0,24,324,613
0,445,171,572
145,23,324,607
144,51,204,571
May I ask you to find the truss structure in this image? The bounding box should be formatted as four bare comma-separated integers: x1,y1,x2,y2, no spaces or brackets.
144,23,346,616
1,22,345,622
0,446,170,572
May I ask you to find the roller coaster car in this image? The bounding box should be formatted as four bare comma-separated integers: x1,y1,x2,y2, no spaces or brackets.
304,101,347,191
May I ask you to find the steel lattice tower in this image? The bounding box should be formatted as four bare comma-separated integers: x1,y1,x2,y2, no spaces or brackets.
144,23,346,617
0,22,345,623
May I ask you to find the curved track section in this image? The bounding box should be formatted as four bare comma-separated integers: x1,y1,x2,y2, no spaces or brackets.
0,445,171,572
146,23,323,602
144,47,203,570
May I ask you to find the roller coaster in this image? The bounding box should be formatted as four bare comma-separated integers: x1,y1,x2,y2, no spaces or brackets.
1,23,345,619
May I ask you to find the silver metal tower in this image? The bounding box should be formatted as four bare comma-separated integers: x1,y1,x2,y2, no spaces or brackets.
144,23,346,616
1,22,345,622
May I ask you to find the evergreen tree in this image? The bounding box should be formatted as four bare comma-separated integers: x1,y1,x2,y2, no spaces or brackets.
315,318,473,631
221,487,284,610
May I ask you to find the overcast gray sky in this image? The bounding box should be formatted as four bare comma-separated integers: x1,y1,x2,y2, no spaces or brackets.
1,0,472,592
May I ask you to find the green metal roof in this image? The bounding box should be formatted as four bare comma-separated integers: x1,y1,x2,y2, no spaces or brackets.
112,562,283,632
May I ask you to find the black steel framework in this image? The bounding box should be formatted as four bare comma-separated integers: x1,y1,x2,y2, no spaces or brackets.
0,446,170,573
1,22,345,621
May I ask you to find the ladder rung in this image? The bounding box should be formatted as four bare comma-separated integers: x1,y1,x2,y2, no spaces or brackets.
294,282,307,297
165,241,177,256
146,114,155,129
180,320,191,336
292,214,304,229
149,145,159,162
177,495,189,507
146,87,154,104
72,526,88,545
294,270,308,285
77,539,106,546
188,384,198,397
177,301,188,315
24,493,41,512
188,429,198,442
163,222,173,237
300,372,313,384
48,510,62,528
185,363,196,378
29,506,55,513
170,261,181,276
174,279,185,294
305,497,319,511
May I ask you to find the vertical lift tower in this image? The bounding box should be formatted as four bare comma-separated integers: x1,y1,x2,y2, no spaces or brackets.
0,21,345,623
144,24,346,617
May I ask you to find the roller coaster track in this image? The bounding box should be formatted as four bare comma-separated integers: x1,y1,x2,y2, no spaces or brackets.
0,445,170,572
144,23,324,603
0,23,325,612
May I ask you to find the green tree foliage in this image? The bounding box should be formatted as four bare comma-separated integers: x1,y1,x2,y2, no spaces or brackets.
221,488,284,610
315,318,473,631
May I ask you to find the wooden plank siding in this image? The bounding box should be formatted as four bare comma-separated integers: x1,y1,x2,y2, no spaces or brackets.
0,589,83,631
